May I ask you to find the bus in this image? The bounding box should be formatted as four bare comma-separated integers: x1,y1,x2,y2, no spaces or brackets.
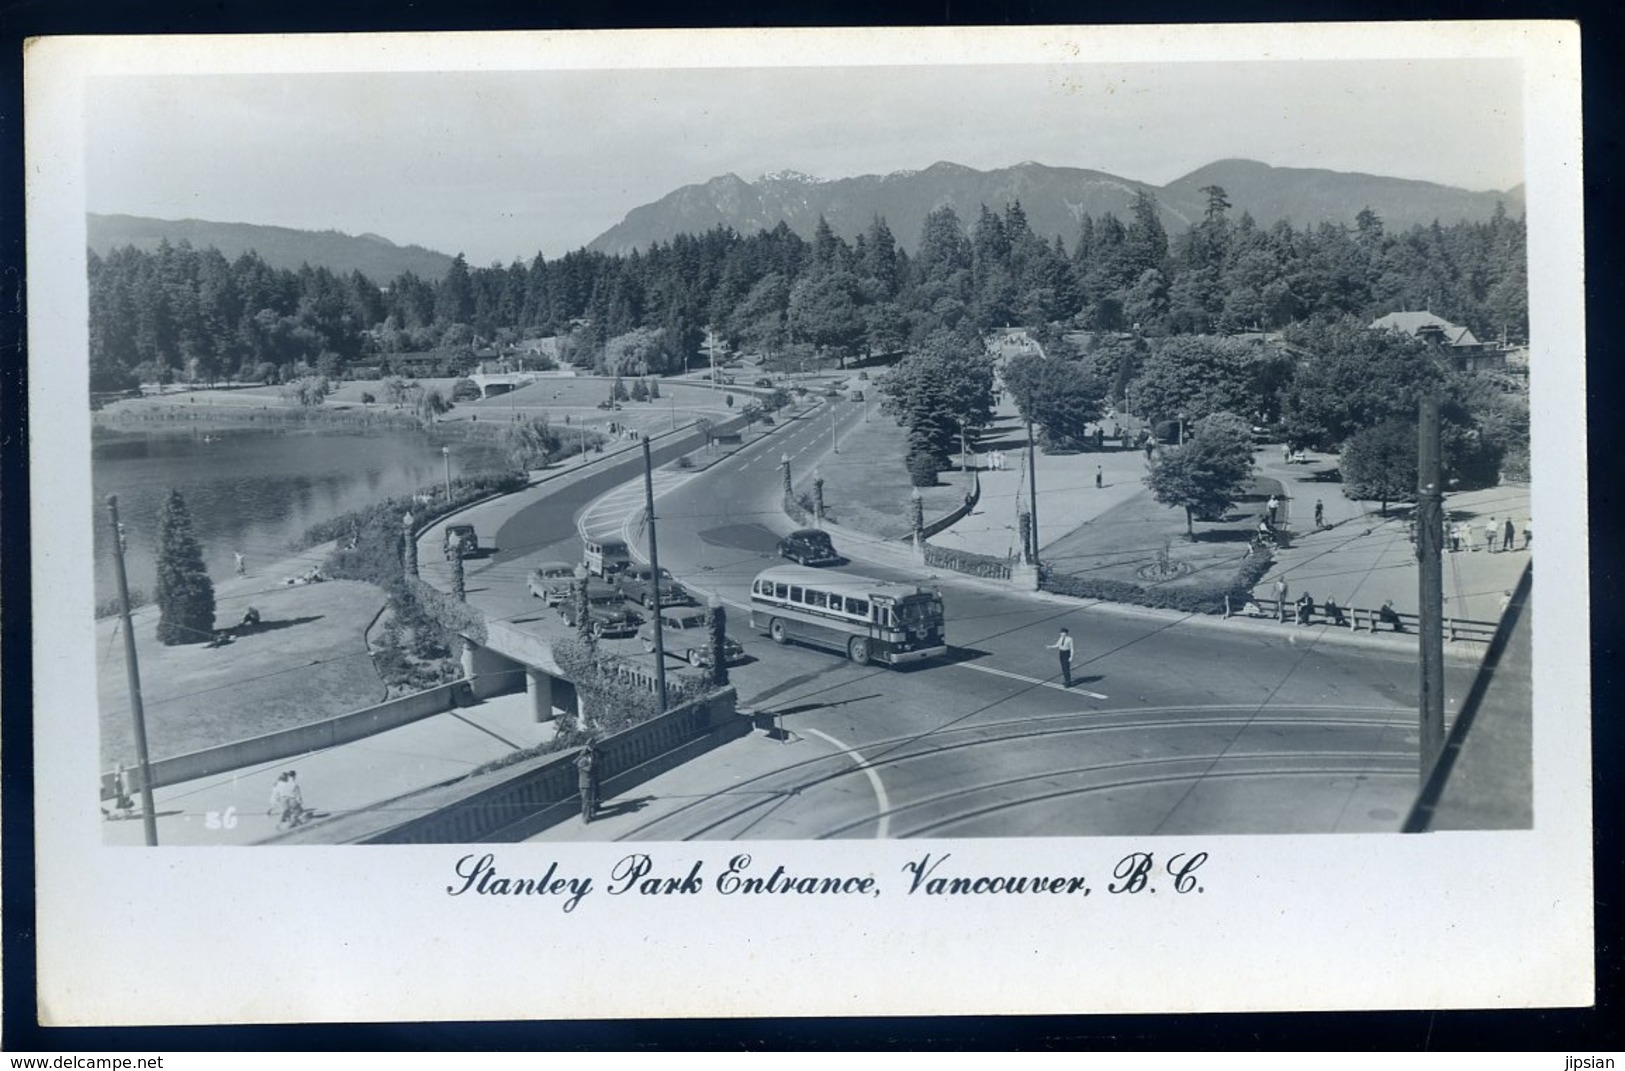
748,565,947,666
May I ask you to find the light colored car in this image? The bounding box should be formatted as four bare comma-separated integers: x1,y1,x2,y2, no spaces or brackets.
639,607,745,667
527,561,577,605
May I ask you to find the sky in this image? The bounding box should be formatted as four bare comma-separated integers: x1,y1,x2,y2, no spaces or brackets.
85,58,1525,267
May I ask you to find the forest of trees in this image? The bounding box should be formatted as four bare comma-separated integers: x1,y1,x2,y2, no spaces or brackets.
87,189,1528,396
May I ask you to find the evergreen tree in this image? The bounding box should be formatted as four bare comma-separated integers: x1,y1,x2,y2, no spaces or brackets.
154,489,216,645
435,253,474,327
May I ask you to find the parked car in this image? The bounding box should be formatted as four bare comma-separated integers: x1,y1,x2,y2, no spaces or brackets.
857,370,869,380
849,390,865,402
558,581,642,638
526,561,578,605
617,565,695,609
640,607,745,668
754,377,774,388
583,537,632,578
777,528,839,566
443,523,479,560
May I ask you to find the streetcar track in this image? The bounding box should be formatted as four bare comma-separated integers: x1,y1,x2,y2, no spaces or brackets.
817,749,1415,839
895,762,1418,839
604,704,1413,840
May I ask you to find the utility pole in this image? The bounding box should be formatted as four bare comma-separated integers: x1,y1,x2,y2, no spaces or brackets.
1417,396,1446,780
1026,419,1041,571
107,496,158,846
830,397,839,453
442,446,453,504
642,437,669,712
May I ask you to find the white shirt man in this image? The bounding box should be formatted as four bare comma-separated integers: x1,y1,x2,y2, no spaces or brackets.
1046,627,1075,687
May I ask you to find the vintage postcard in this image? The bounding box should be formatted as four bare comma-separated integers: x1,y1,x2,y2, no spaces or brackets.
26,23,1588,1024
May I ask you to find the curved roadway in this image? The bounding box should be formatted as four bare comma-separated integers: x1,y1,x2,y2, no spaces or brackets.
458,400,1474,839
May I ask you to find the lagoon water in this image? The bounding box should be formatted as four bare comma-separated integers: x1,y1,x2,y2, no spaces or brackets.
91,425,510,603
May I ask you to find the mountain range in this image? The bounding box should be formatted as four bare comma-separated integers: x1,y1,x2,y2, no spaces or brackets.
87,158,1524,280
587,159,1524,256
86,214,456,282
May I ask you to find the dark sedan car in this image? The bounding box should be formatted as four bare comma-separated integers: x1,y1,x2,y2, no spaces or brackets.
640,608,745,668
617,565,695,609
558,581,642,638
777,528,839,566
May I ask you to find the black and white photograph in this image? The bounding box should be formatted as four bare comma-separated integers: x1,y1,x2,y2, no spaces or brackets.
26,23,1589,1025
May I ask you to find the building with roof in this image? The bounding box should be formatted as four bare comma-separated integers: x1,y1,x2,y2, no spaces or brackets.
1369,311,1507,372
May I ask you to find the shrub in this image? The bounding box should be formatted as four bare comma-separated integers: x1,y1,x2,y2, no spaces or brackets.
907,450,940,487
922,544,1012,579
451,378,482,402
95,589,148,619
1038,547,1276,615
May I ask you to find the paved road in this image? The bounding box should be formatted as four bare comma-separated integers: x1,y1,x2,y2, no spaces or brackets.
438,401,1490,839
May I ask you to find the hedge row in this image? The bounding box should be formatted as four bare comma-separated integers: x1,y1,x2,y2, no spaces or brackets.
1040,549,1276,616
922,543,1013,579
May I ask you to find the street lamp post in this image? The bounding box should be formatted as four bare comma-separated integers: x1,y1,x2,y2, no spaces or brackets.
830,399,839,454
442,446,453,503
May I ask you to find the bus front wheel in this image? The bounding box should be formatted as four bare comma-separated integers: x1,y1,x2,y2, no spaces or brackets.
848,637,871,665
770,619,789,644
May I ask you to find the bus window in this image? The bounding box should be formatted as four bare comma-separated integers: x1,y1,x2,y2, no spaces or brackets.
808,591,826,609
790,586,803,602
847,597,868,616
774,583,787,599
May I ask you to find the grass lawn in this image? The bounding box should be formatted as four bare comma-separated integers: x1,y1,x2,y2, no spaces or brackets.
97,577,388,767
792,405,972,539
1040,474,1287,592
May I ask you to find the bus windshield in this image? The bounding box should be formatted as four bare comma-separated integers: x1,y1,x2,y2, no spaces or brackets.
895,595,943,629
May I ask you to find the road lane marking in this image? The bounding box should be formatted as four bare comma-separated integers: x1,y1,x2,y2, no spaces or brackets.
954,661,1108,700
801,726,890,840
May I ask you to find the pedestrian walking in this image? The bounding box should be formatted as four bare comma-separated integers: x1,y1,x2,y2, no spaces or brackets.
1274,576,1289,621
1449,521,1463,553
1046,627,1075,688
576,747,599,823
234,550,245,577
1313,499,1324,529
1095,464,1103,489
1267,495,1280,526
1502,517,1516,552
1523,517,1532,550
1483,517,1498,553
1144,441,1154,461
1283,444,1292,464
